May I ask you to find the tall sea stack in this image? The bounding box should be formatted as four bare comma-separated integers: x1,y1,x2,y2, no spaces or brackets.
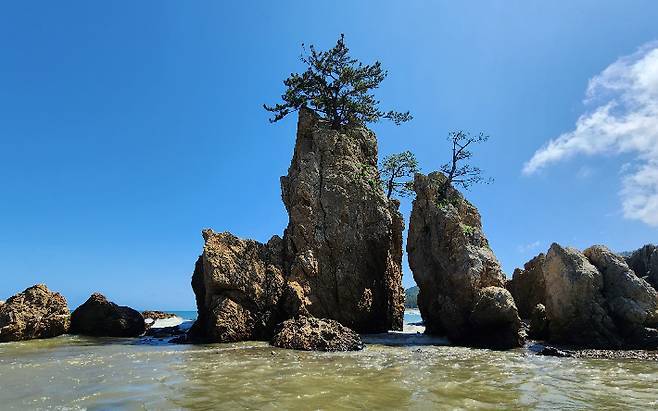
407,172,523,349
189,108,405,342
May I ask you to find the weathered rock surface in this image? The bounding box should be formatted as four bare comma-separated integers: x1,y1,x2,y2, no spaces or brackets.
407,172,523,348
0,284,70,342
584,245,658,345
142,311,176,320
187,230,286,343
543,244,621,347
270,316,363,351
528,303,548,340
515,243,658,348
70,293,145,337
188,109,405,344
625,244,658,290
281,108,404,332
469,287,524,349
506,254,546,319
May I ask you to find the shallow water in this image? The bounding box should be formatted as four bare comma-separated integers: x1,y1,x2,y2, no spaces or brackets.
0,313,657,410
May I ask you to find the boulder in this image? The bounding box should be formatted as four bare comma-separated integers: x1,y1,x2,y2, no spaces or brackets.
0,284,70,342
543,243,621,347
270,316,363,351
406,172,523,348
469,287,524,349
584,245,658,345
187,230,286,343
281,108,404,332
528,303,548,340
625,244,658,289
506,254,546,319
70,293,145,337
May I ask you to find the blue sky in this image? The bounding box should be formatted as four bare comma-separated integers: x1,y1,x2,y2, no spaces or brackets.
1,1,657,310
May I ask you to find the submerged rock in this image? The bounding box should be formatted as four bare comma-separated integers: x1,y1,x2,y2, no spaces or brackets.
188,230,286,343
270,316,363,351
70,293,145,337
406,172,523,349
625,244,658,290
507,254,546,319
0,284,70,342
281,108,404,332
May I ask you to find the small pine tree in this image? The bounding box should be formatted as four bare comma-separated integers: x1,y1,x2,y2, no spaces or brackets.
440,131,493,198
380,151,420,199
264,34,412,129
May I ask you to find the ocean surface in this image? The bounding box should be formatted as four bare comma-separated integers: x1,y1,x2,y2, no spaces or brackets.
0,309,657,410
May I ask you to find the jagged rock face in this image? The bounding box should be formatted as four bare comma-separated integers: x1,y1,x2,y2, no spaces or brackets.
407,172,522,348
625,244,658,289
70,293,145,337
280,108,404,333
506,254,546,319
543,244,621,347
188,230,286,343
514,244,658,348
0,284,70,342
584,246,658,331
270,316,364,351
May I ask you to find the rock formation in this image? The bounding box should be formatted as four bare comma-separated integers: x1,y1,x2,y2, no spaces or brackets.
506,254,546,319
625,244,658,290
514,243,658,348
142,311,177,320
0,284,70,342
270,316,364,351
188,109,405,344
406,172,523,349
188,230,286,343
281,108,404,332
70,293,145,337
528,303,548,340
542,244,621,347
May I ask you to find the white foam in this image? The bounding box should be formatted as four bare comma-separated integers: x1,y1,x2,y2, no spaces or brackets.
150,317,184,329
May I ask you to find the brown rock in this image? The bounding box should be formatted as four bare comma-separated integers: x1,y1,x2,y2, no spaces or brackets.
142,311,177,320
0,284,70,342
70,293,145,337
270,316,363,351
187,230,286,343
407,172,523,348
281,108,404,332
584,245,658,347
625,244,658,290
528,303,548,340
507,254,546,319
469,287,524,349
543,244,621,348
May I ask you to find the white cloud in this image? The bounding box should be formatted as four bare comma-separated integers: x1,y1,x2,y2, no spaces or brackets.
523,41,658,226
517,240,542,253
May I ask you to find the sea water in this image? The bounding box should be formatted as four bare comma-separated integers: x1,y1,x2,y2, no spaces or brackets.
0,310,657,410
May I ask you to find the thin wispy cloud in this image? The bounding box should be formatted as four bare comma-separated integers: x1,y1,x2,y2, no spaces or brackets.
517,240,542,253
523,41,658,226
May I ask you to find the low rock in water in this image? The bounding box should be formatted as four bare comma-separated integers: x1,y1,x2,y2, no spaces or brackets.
270,316,364,351
0,284,70,343
71,293,145,337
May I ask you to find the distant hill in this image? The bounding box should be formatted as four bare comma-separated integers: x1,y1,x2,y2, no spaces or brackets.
405,286,419,308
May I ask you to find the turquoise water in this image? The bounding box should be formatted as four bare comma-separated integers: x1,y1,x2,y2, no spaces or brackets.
1,309,657,409
164,310,424,325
